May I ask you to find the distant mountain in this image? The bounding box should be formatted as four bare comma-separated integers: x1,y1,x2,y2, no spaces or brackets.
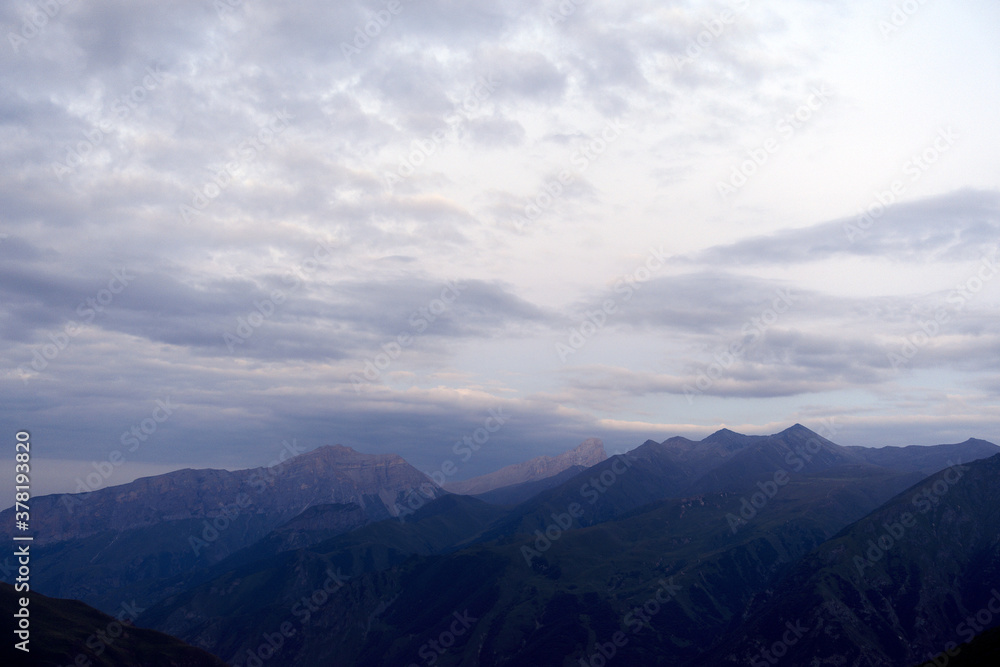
843,437,1000,475
470,424,879,542
444,438,606,496
0,444,437,545
0,583,226,667
0,444,443,612
478,425,1000,543
472,465,589,506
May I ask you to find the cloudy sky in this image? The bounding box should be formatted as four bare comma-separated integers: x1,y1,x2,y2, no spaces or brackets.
2,0,999,496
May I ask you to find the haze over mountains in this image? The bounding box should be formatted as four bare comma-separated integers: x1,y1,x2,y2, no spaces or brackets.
443,437,607,496
6,425,1000,666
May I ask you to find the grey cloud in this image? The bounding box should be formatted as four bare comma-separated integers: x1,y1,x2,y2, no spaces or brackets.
1,0,996,488
689,189,1000,266
465,116,526,147
480,49,567,104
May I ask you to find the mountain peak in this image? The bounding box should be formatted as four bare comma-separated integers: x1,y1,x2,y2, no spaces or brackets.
705,427,739,439
701,427,754,449
292,443,407,467
565,437,606,465
779,423,821,438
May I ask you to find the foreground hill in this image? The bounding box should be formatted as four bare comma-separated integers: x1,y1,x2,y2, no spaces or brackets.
926,624,1000,666
0,583,226,667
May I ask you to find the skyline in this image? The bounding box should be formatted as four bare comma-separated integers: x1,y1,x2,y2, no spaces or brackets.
1,0,999,496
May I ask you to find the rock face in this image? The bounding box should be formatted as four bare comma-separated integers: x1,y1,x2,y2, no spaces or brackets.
0,444,438,545
0,444,443,613
444,438,607,496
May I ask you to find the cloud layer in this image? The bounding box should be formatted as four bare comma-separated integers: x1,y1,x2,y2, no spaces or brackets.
2,0,999,494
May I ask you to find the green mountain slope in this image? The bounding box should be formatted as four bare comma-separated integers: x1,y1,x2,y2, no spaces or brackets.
704,453,1000,666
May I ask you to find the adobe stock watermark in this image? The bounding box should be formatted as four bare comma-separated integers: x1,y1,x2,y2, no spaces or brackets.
844,126,957,242
230,566,349,667
747,618,814,666
852,459,968,577
673,0,751,70
511,119,627,232
381,74,499,190
578,576,682,666
393,408,507,520
887,251,996,371
917,588,1000,667
404,610,478,667
18,268,135,384
179,110,292,223
521,453,636,566
407,407,507,508
878,0,931,39
556,246,669,362
545,0,586,26
340,0,416,63
725,418,840,534
683,288,796,404
350,279,465,392
214,0,248,19
717,86,831,199
7,0,74,54
188,439,307,557
223,236,339,352
58,599,147,666
52,65,167,181
60,397,177,513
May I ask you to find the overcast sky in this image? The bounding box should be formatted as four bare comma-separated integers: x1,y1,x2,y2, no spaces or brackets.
2,0,999,496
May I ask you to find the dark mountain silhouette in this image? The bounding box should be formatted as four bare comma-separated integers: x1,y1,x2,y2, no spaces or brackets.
11,425,1000,666
843,437,1000,474
0,583,226,667
926,624,1000,666
134,426,1000,666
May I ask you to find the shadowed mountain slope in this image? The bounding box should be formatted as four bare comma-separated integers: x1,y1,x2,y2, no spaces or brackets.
0,583,227,667
703,453,1000,666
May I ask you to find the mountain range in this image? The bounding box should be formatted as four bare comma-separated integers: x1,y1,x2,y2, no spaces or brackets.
5,425,1000,666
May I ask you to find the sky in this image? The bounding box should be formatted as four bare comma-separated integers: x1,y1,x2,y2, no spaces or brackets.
2,0,999,497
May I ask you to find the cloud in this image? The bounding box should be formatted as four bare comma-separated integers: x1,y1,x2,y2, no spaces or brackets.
689,189,1000,266
2,0,998,491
